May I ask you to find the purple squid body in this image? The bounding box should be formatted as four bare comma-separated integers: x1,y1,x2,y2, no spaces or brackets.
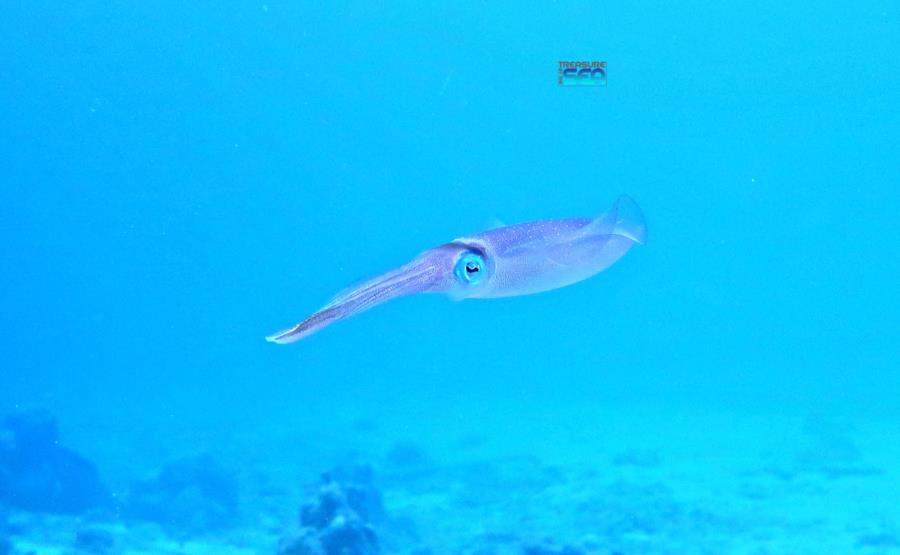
267,195,646,344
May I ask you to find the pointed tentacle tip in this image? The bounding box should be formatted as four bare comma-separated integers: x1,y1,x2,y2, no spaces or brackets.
265,327,300,345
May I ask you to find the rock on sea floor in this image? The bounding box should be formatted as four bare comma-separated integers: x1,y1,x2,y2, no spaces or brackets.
0,410,110,515
2,401,899,554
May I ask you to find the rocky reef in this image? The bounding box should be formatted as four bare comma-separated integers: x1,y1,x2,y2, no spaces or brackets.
277,468,384,555
74,526,116,554
124,453,241,536
0,410,109,515
0,506,9,555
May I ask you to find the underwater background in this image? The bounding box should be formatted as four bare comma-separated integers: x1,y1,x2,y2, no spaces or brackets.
1,2,899,554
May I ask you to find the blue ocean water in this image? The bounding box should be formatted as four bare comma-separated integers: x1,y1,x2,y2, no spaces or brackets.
1,2,899,554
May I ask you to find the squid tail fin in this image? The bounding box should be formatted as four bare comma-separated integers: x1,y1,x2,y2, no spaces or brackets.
587,195,647,245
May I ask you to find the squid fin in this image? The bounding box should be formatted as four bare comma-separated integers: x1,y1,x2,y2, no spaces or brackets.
587,195,647,245
487,217,507,229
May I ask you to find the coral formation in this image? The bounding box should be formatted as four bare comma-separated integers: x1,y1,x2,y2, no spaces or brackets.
125,454,240,536
0,410,109,514
75,527,115,554
321,465,385,524
278,471,381,555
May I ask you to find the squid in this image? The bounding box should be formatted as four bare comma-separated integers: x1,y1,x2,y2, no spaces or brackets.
267,195,646,344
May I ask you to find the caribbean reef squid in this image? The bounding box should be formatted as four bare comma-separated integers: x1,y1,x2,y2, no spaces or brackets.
267,195,646,344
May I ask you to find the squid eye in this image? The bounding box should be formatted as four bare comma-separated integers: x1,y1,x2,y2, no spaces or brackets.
454,252,486,285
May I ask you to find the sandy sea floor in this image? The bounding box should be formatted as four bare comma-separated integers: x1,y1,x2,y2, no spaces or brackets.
5,400,900,555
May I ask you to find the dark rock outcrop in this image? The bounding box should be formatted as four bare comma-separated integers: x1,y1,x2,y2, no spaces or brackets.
315,465,385,525
278,472,381,555
0,410,109,514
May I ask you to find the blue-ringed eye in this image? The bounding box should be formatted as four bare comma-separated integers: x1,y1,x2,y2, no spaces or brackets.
454,252,485,285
